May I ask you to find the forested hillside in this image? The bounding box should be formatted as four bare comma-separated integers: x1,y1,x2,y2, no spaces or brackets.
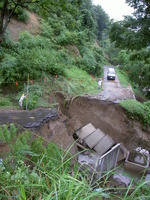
0,0,111,109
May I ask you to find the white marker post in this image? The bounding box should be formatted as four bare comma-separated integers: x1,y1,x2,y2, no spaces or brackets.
26,74,29,111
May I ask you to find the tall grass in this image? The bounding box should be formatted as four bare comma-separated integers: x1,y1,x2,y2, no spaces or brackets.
0,124,150,199
115,68,130,87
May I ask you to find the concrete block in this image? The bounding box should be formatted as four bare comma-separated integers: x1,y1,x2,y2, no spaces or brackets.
118,143,129,162
85,129,105,149
66,116,82,136
125,151,149,173
76,123,96,139
98,143,120,177
94,135,115,155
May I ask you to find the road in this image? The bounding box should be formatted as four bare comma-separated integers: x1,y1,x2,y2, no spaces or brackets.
92,66,135,103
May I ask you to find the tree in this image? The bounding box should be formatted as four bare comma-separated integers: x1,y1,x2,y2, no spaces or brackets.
0,0,35,42
0,0,83,43
109,0,150,50
93,5,110,41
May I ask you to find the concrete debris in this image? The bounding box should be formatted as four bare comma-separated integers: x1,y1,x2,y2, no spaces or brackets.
135,147,149,156
74,122,150,181
78,153,99,174
118,143,129,162
97,144,120,178
94,135,115,156
76,123,96,139
125,148,149,173
76,123,115,155
74,123,120,179
113,173,131,187
85,128,105,149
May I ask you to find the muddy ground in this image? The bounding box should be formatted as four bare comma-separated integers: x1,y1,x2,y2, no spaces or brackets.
55,93,150,152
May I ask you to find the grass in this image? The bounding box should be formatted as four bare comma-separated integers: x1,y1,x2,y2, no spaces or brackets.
0,124,150,199
115,68,130,87
120,99,150,126
0,66,101,110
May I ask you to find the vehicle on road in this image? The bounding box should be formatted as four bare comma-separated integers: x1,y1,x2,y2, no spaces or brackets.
107,68,116,80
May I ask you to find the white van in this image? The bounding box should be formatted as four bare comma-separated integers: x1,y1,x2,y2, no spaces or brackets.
107,68,116,80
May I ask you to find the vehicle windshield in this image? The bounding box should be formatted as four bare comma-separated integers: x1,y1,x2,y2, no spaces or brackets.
108,71,115,74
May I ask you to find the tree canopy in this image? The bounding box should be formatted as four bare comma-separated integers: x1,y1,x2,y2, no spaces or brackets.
109,0,150,50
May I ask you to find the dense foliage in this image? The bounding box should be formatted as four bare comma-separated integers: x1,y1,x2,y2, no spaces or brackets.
120,99,150,127
109,0,150,98
110,0,150,50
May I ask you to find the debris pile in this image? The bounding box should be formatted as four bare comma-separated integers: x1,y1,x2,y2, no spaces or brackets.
66,116,150,184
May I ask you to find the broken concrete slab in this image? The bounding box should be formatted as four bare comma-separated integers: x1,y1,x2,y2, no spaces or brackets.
85,128,105,149
125,149,149,173
94,135,115,155
76,123,96,139
97,143,120,177
0,108,58,129
78,153,99,174
118,143,129,162
66,116,82,136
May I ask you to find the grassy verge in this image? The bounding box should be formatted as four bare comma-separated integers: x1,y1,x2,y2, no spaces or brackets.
120,99,150,127
115,68,130,87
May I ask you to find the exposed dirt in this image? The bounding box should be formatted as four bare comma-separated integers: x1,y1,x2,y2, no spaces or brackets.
7,12,40,41
55,93,150,151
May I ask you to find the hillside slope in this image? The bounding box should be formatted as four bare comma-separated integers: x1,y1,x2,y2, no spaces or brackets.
7,12,39,41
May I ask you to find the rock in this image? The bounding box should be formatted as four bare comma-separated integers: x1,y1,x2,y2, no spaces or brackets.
113,173,131,187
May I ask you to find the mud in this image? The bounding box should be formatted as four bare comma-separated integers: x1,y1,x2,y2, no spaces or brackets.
55,94,150,151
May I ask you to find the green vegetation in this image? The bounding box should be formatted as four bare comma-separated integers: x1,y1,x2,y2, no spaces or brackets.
109,0,150,99
0,0,109,110
0,97,13,107
120,99,150,126
115,68,130,87
0,124,150,199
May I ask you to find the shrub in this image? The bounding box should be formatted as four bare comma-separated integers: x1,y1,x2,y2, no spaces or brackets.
0,98,13,107
56,30,79,45
14,7,29,23
120,99,150,126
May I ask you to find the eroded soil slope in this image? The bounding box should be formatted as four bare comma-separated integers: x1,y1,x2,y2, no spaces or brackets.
7,12,39,41
56,94,150,151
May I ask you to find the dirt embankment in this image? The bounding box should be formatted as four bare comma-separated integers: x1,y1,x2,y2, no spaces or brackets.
7,12,40,41
55,94,150,151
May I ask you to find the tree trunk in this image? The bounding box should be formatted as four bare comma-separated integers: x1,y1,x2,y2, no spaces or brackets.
0,30,4,43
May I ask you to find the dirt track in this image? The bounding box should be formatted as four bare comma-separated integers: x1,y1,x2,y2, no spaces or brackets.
92,66,135,103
